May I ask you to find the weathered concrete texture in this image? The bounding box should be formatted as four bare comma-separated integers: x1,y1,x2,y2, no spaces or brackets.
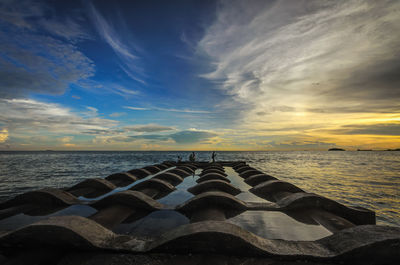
235,166,254,174
188,180,241,196
196,173,230,183
1,218,399,263
239,170,264,179
56,253,337,265
0,216,119,250
200,169,227,177
130,179,176,199
1,161,399,265
154,172,184,186
67,178,117,198
176,191,247,219
91,190,164,212
147,221,400,262
127,168,152,179
245,173,277,186
168,168,192,177
0,188,79,209
143,165,162,174
276,192,375,225
250,180,304,200
105,172,138,187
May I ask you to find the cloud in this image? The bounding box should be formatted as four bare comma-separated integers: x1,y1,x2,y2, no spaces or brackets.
0,99,118,134
88,2,145,84
0,0,91,41
124,106,150,111
109,112,126,117
58,136,74,143
170,130,218,144
123,105,211,113
0,128,8,143
198,0,400,120
0,26,94,99
123,124,175,133
328,123,400,136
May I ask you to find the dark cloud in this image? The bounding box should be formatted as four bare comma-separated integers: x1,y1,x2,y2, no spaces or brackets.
0,99,117,133
0,0,94,99
330,123,400,136
123,124,174,133
170,130,218,144
127,130,218,144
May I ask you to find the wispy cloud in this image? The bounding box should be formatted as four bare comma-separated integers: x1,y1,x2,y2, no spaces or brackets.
123,105,211,113
123,106,150,111
197,0,400,145
0,1,95,99
88,2,146,84
0,99,118,134
123,124,175,133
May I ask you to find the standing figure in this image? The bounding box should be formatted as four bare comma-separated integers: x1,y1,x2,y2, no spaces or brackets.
211,151,216,163
177,156,182,163
192,152,196,162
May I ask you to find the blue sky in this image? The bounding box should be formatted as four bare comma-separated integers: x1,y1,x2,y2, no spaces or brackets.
0,0,399,150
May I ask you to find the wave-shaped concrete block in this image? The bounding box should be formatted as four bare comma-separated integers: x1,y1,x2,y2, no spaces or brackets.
154,172,184,186
276,192,376,225
244,174,277,186
127,168,151,179
130,179,176,199
147,221,400,262
250,180,304,200
168,168,191,177
196,173,230,183
142,166,161,174
0,188,79,210
0,216,118,250
68,178,116,197
176,191,247,219
200,169,227,177
239,169,264,179
176,166,195,174
105,172,138,187
188,180,241,196
91,190,164,212
235,166,253,174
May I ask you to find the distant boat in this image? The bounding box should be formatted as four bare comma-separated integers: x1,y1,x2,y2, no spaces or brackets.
328,148,345,151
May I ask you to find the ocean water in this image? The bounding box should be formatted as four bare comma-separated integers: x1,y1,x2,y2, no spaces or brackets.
0,151,399,226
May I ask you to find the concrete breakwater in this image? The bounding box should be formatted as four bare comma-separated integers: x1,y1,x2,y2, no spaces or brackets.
0,161,399,264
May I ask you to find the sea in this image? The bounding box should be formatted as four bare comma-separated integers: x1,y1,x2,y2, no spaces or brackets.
0,151,399,227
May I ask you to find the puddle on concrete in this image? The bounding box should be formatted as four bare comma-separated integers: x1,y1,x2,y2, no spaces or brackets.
113,210,189,238
158,173,199,207
229,210,332,241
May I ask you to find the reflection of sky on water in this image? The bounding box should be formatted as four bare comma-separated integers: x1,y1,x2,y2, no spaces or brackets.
229,211,332,241
225,167,267,203
113,210,189,238
158,169,200,207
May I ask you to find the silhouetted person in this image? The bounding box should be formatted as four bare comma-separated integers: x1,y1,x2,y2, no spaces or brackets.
189,152,194,162
211,151,216,163
177,156,182,163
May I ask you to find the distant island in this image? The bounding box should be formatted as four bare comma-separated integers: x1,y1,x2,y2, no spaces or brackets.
357,149,372,151
328,148,345,151
386,148,400,151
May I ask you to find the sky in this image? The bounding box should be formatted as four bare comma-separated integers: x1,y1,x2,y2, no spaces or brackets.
0,0,399,151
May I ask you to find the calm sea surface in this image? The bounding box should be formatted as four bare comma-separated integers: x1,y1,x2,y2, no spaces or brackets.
0,151,399,226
